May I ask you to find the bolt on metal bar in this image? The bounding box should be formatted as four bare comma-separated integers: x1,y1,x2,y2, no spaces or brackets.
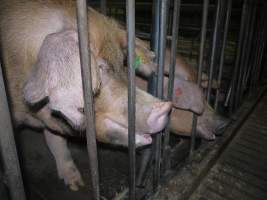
153,0,169,191
100,0,107,15
229,0,248,114
162,0,181,173
0,63,26,200
189,0,209,158
214,0,232,111
76,1,100,199
126,0,136,199
207,0,222,103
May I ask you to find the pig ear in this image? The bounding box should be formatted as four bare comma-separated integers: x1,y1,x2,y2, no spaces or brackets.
165,77,205,114
23,30,101,106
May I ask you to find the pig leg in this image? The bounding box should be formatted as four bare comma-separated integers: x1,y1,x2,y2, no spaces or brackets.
44,129,84,191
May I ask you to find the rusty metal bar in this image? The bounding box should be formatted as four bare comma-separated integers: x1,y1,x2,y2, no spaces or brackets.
189,0,209,157
126,0,136,199
0,63,26,200
76,1,100,199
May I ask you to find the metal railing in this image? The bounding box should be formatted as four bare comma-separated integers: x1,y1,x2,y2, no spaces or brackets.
1,0,267,199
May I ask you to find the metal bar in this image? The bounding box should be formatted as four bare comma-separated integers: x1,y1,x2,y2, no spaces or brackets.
154,0,169,191
214,0,232,110
151,0,161,58
240,1,257,100
0,63,26,200
235,0,253,108
229,0,248,114
189,0,209,157
76,1,99,200
100,0,107,15
126,0,136,199
207,0,222,103
163,0,181,173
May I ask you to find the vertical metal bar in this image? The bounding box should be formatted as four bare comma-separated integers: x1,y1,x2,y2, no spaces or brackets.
151,0,161,58
100,0,107,15
235,0,252,107
240,1,257,100
154,0,169,191
190,0,209,157
76,1,99,200
162,0,181,173
214,0,232,110
126,0,136,199
0,64,26,200
229,0,248,114
207,0,222,103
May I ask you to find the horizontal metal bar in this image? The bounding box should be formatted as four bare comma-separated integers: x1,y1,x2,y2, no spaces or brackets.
126,0,136,199
0,63,26,200
76,1,100,199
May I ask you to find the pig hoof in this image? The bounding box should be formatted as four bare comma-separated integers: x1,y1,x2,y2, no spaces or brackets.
58,162,84,191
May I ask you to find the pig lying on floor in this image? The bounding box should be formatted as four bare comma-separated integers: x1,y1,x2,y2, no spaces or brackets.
0,0,173,191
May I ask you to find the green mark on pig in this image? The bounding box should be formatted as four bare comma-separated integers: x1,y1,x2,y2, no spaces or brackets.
134,55,141,70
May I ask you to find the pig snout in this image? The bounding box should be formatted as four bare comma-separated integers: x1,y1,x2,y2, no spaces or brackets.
147,101,172,133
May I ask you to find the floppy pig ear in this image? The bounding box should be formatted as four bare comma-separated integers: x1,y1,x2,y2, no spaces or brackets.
165,77,205,114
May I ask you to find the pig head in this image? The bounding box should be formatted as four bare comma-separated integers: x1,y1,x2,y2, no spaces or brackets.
23,30,172,147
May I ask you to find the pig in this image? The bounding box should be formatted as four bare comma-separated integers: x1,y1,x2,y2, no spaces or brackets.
0,0,172,191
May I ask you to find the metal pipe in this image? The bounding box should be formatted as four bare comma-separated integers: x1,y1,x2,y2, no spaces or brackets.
235,0,252,108
229,0,248,114
151,0,161,57
240,1,257,100
100,0,107,15
0,63,26,200
214,0,232,110
126,0,136,199
162,0,181,173
154,0,169,191
207,0,222,103
189,0,209,157
76,1,99,199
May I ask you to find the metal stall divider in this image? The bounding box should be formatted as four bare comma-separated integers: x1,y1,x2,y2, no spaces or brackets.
153,0,169,191
162,0,181,173
229,0,248,114
0,62,26,200
190,0,209,157
126,0,136,199
235,0,254,108
76,1,100,199
214,0,232,111
252,1,267,90
207,0,223,104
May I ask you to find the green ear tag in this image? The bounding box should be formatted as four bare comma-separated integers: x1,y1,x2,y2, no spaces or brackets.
134,55,141,70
